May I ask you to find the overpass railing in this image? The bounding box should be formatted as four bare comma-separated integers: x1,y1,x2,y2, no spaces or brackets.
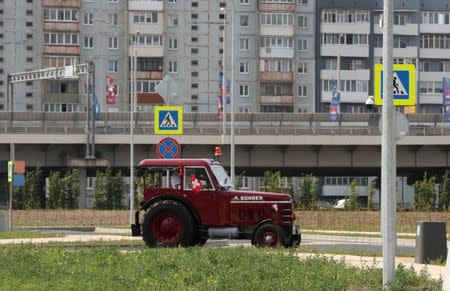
0,112,448,136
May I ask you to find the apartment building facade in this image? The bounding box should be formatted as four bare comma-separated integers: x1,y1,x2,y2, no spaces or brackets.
316,0,450,114
2,0,450,115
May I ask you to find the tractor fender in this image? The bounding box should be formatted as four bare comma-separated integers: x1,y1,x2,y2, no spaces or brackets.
142,195,201,225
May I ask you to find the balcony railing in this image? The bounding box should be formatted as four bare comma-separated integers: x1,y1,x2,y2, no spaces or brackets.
43,45,80,55
43,0,80,7
44,22,80,32
259,3,294,12
260,72,294,82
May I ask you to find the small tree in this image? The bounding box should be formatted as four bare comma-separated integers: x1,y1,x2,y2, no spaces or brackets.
94,168,125,210
346,178,360,210
439,170,450,211
47,171,63,209
367,179,376,210
414,172,437,211
300,174,318,210
261,171,282,193
63,169,80,209
235,171,247,190
14,168,44,210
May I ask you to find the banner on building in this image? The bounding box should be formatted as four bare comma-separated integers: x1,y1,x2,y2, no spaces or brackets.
217,76,231,121
106,75,117,105
329,80,341,122
444,77,450,122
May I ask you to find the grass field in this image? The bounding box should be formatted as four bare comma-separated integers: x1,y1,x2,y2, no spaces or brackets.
10,210,450,234
0,230,60,239
0,246,441,291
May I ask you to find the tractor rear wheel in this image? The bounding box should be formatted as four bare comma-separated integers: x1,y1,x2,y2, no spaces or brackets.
142,200,194,247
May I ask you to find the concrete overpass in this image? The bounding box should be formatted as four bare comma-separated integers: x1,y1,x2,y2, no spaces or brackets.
0,112,449,177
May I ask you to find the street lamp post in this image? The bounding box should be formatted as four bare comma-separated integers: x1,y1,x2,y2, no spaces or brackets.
130,32,138,227
381,0,396,287
220,8,227,145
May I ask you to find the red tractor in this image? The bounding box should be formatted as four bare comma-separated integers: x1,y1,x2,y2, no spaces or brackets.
131,159,300,248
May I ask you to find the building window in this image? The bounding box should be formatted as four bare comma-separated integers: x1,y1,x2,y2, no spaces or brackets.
240,0,249,5
133,12,158,23
191,25,198,31
191,106,198,112
84,36,94,48
26,46,33,51
168,38,178,50
298,85,307,97
136,80,159,93
169,61,178,73
26,57,33,63
44,32,79,45
109,13,118,25
240,15,249,27
26,10,33,16
321,33,368,45
191,71,199,77
43,8,79,22
26,81,33,86
260,36,293,48
168,14,178,26
109,37,118,49
191,83,199,89
0,104,4,111
191,95,198,100
321,9,370,23
298,16,308,28
262,59,293,72
87,177,96,190
168,0,177,2
26,92,33,98
26,22,33,27
192,37,198,43
298,0,308,5
26,104,33,111
107,0,119,3
191,13,198,20
422,12,450,24
191,60,199,66
44,103,78,112
240,38,249,51
83,13,93,25
260,13,293,25
26,34,33,39
239,85,249,97
108,60,118,72
191,48,199,54
420,34,450,49
239,107,250,113
192,2,198,7
297,38,308,51
240,61,249,74
131,34,162,47
297,63,307,74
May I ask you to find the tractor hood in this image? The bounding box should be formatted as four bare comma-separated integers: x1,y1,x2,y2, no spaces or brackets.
227,190,292,203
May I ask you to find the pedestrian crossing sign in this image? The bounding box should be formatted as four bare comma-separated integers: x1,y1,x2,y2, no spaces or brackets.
154,106,183,135
374,64,416,106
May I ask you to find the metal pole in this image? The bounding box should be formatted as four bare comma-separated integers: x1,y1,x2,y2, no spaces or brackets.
91,61,96,158
86,64,90,158
337,46,340,91
221,8,227,145
382,0,396,287
9,143,14,231
130,36,136,226
230,10,235,190
6,74,10,127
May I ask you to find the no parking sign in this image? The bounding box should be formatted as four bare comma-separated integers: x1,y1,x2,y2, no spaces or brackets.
156,138,181,159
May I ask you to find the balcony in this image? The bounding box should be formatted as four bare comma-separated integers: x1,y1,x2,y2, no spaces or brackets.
44,22,79,32
420,49,450,59
321,23,370,35
129,22,163,36
43,0,80,7
374,46,417,58
129,71,164,79
420,71,447,82
259,3,294,13
129,0,163,11
420,24,450,34
43,93,80,103
260,95,294,105
44,45,80,55
129,47,164,58
260,25,293,36
260,72,294,82
321,91,368,103
374,23,418,35
320,69,370,81
419,93,443,104
131,93,164,104
321,45,369,58
259,47,294,59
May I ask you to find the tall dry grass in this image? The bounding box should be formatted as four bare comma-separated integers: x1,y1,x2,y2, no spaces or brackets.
10,210,450,233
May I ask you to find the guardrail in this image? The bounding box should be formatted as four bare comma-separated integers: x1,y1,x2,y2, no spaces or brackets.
0,112,448,136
